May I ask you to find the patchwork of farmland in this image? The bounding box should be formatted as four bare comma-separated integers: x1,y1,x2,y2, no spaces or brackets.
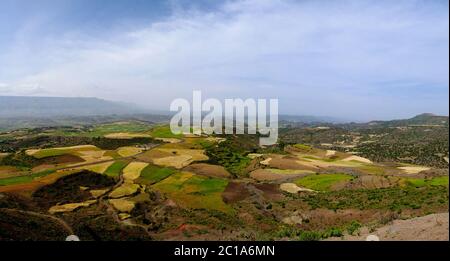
0,121,448,241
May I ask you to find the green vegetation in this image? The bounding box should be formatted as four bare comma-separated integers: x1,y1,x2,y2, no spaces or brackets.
104,160,129,177
31,148,76,159
0,114,448,241
280,122,449,168
293,143,312,150
0,134,158,152
405,176,449,188
150,125,182,138
138,165,176,184
300,186,449,212
194,139,215,150
90,122,150,136
53,122,151,137
358,164,386,175
0,169,56,186
205,140,253,177
0,151,38,168
356,140,448,169
91,137,158,150
295,173,353,191
152,172,231,213
29,145,101,159
273,221,362,241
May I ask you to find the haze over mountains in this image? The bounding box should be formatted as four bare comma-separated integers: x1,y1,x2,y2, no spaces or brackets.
0,96,448,130
0,96,143,117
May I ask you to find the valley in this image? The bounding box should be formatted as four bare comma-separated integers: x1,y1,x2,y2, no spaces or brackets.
0,115,448,241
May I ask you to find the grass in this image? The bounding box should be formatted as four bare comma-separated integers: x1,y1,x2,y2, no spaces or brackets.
138,165,176,184
150,125,183,138
0,169,56,186
295,173,353,191
104,160,129,177
293,144,312,150
32,149,70,159
404,176,449,188
152,172,232,213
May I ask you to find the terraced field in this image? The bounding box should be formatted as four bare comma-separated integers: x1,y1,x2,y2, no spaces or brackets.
0,122,448,241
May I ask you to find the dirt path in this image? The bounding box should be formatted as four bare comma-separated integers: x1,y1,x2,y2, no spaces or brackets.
327,213,449,241
0,208,74,235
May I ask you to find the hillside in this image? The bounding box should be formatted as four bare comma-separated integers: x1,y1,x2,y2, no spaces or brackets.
367,113,449,127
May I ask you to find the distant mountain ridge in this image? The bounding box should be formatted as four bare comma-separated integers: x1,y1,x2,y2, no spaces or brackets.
0,96,142,118
0,96,447,127
368,113,449,127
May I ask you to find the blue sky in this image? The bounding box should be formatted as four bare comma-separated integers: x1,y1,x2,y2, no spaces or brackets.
0,0,448,121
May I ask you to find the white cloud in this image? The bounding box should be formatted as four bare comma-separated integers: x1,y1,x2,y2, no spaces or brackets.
0,0,448,120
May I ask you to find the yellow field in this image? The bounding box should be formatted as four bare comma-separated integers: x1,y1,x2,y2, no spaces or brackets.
26,145,98,157
280,183,315,193
48,200,97,214
156,148,208,161
117,146,143,157
398,166,430,174
90,189,108,198
152,155,193,169
122,162,149,181
109,198,136,212
79,161,114,174
76,150,112,163
104,132,152,139
109,183,140,198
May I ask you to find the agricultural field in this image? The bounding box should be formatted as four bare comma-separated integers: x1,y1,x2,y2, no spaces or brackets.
294,173,354,191
50,121,153,138
0,118,448,241
152,172,231,213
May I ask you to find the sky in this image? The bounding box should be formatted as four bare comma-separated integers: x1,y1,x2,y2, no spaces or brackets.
0,0,448,121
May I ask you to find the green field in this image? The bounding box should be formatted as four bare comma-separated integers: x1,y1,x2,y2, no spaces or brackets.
51,122,151,137
295,173,353,191
30,146,99,159
32,148,72,159
138,165,176,184
104,160,129,177
88,122,151,136
405,176,449,188
149,125,182,138
293,144,313,150
152,172,231,213
0,169,56,186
